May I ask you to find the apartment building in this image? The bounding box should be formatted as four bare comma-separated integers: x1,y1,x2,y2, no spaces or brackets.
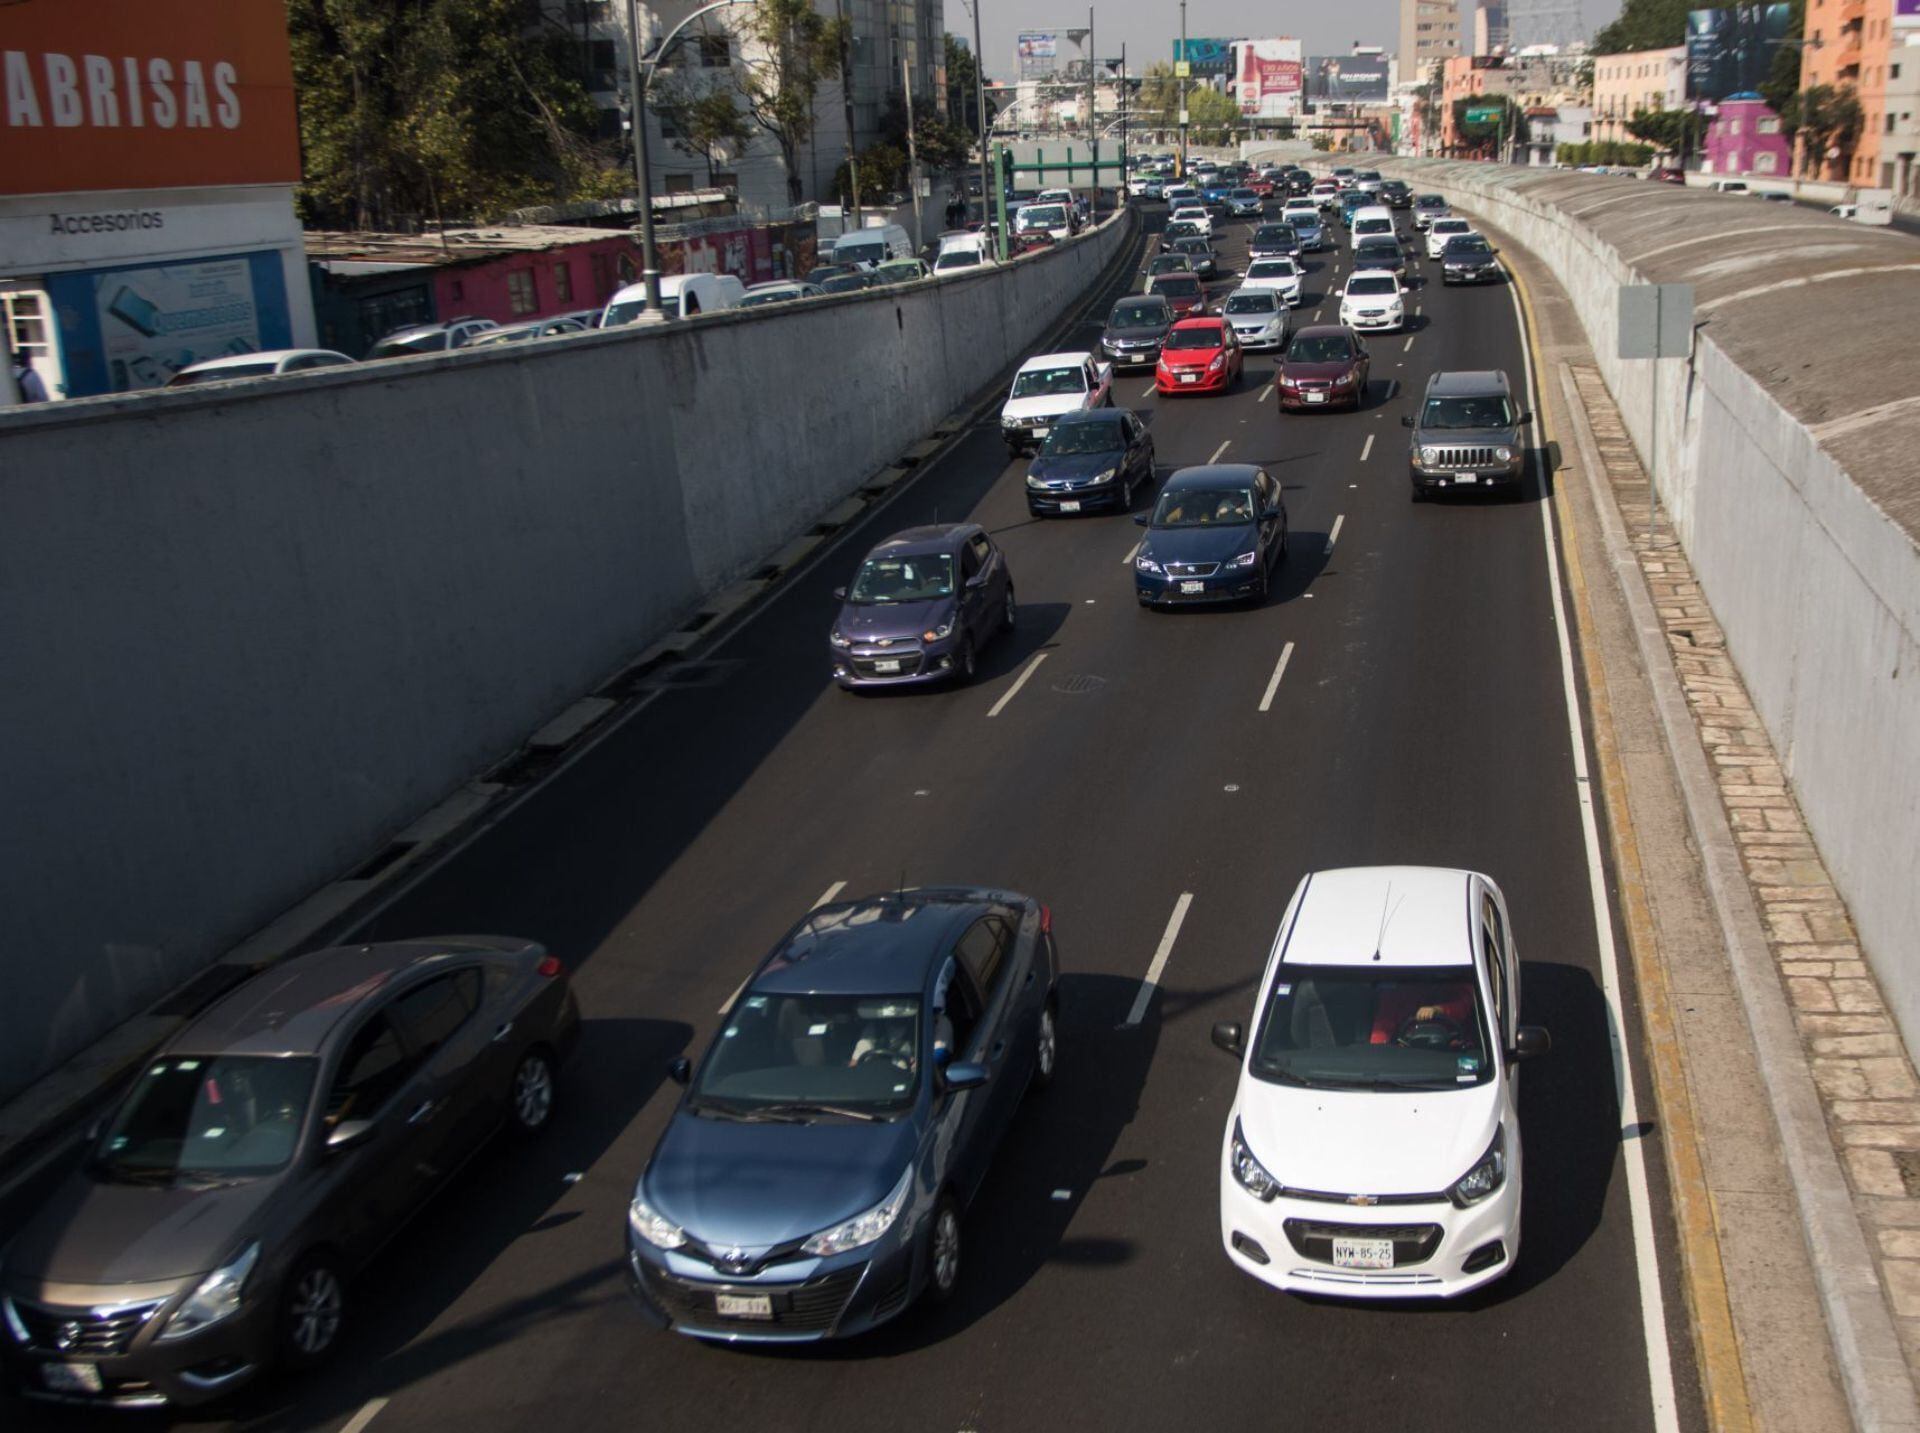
1401,0,1463,89
1590,45,1685,147
1799,0,1893,183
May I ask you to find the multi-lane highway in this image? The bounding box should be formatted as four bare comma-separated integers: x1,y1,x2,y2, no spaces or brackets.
43,197,1702,1432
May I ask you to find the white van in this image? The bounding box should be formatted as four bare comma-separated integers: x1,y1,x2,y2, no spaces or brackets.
600,272,746,325
829,224,915,270
933,233,994,273
1349,205,1396,244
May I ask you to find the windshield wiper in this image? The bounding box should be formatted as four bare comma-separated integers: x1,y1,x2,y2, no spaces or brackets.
688,1098,802,1123
94,1164,181,1187
752,1101,887,1123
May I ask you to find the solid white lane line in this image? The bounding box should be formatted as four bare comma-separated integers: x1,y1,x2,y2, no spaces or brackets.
1402,335,1415,352
813,880,848,908
1123,893,1194,1027
1121,539,1142,566
718,880,845,1012
1325,513,1346,552
1257,641,1295,713
1208,439,1231,463
1257,383,1274,403
1359,434,1374,462
341,1400,390,1433
987,652,1048,718
1507,281,1680,1432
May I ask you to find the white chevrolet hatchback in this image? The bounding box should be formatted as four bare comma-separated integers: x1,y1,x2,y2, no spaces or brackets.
1214,866,1549,1298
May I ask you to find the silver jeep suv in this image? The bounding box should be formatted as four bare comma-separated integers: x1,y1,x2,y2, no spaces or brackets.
1403,369,1532,499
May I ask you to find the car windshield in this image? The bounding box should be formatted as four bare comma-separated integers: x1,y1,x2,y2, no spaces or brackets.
1152,486,1253,526
1445,238,1493,257
1164,326,1224,350
1348,275,1398,296
1154,276,1201,297
1148,257,1190,273
1422,395,1514,428
169,361,280,384
367,331,447,358
1250,965,1492,1090
93,1055,318,1184
934,252,981,270
1417,195,1445,207
1355,244,1399,263
1165,223,1200,240
836,239,888,265
1041,420,1125,455
741,289,799,305
1286,334,1353,363
1174,240,1209,256
849,552,955,603
1434,221,1469,235
1247,260,1296,279
822,274,871,293
806,266,850,283
1230,188,1258,199
1254,227,1294,245
1225,292,1278,314
1111,301,1168,326
1016,205,1069,230
1012,366,1087,398
690,993,923,1117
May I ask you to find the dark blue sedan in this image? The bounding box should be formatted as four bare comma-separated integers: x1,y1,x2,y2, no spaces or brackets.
626,888,1059,1341
1026,409,1156,516
1133,464,1290,608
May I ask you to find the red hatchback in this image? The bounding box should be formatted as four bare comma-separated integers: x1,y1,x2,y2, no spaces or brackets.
1156,317,1243,395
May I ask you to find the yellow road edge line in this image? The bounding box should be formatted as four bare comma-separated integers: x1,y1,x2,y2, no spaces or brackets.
1506,258,1756,1433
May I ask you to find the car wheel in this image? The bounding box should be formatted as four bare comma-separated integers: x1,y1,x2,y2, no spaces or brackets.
1031,999,1059,1091
925,1197,963,1305
1000,586,1017,633
1277,523,1290,561
957,638,977,684
278,1253,347,1370
509,1047,556,1138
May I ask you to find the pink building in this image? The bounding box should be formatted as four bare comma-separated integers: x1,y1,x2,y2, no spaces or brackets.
1704,97,1792,177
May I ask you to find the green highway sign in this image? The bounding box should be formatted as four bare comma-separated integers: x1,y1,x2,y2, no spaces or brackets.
1465,105,1503,124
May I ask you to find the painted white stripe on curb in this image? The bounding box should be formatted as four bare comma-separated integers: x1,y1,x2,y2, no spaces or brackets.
1257,642,1295,714
1123,893,1193,1027
988,653,1048,718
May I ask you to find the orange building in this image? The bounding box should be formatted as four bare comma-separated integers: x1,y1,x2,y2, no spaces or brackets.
1800,0,1896,183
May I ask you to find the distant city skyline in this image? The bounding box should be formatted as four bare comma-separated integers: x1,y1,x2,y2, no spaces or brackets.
946,0,1624,82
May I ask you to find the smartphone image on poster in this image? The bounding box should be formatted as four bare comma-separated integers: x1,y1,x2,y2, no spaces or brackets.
107,285,164,337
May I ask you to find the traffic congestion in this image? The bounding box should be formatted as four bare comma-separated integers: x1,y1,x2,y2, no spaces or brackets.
0,158,1677,1433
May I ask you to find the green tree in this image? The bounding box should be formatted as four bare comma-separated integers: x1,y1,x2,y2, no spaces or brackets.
732,0,848,204
833,142,907,202
1626,105,1708,160
1592,0,1692,54
882,91,972,174
1134,63,1238,142
1795,83,1863,177
1451,95,1527,157
1760,0,1805,130
944,34,995,136
654,80,754,185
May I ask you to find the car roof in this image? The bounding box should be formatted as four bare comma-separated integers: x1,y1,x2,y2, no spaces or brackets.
1163,462,1259,490
1425,368,1511,396
177,350,342,372
1170,315,1226,329
1290,323,1356,341
171,940,514,1057
1019,351,1092,371
1280,867,1477,969
1054,407,1127,428
865,522,977,558
750,892,1001,996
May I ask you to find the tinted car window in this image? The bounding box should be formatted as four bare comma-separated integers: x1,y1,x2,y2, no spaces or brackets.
956,917,1012,998
328,1014,418,1122
389,970,481,1060
96,1056,318,1181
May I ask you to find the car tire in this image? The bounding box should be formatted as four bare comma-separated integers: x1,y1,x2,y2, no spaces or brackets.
1000,586,1017,633
278,1253,348,1371
508,1047,556,1139
925,1196,963,1306
1031,999,1059,1092
1277,523,1290,561
957,638,977,684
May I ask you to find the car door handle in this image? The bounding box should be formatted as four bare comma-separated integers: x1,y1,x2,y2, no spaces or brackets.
407,1098,440,1126
492,1020,514,1044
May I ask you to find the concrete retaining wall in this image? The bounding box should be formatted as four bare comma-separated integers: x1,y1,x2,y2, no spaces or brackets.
0,212,1133,1101
1360,157,1920,1064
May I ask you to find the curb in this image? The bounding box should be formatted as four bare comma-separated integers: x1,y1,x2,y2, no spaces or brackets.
1504,260,1754,1432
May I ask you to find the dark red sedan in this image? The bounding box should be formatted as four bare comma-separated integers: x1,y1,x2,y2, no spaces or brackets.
1147,273,1208,319
1156,317,1243,396
1275,324,1371,412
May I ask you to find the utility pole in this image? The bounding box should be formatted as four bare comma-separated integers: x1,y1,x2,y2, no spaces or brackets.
1087,6,1096,195
903,55,923,251
624,0,662,317
1178,0,1188,176
971,0,990,225
836,0,861,227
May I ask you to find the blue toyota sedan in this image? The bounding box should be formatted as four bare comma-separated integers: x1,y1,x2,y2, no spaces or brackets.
626,888,1059,1341
1133,464,1290,608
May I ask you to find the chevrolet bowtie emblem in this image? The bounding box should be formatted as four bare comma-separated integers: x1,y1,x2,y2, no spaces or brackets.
1347,1194,1379,1207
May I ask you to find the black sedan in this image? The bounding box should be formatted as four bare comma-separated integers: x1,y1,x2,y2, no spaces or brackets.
1026,408,1156,516
1249,223,1302,262
0,940,579,1410
1353,236,1407,277
1440,234,1505,284
1101,294,1175,369
1380,179,1413,209
1170,236,1218,278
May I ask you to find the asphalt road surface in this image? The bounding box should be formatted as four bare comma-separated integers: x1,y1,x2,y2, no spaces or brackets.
17,200,1706,1433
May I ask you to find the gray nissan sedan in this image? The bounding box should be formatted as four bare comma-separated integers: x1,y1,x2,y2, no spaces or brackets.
0,937,578,1409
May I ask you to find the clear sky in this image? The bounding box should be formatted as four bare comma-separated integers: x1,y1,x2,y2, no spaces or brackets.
946,0,1627,83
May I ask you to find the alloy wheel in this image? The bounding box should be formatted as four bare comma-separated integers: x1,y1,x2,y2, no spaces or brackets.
513,1051,554,1131
932,1207,962,1296
288,1265,343,1359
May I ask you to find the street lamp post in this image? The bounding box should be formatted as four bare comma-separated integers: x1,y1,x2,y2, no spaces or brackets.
968,0,990,224
624,0,756,317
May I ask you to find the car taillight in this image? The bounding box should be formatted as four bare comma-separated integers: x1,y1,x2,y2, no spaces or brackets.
537,954,563,978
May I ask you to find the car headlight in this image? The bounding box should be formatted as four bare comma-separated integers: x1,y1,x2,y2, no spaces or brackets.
1494,446,1514,462
1448,1125,1507,1208
1134,551,1164,575
1420,446,1442,464
1001,416,1019,430
1227,548,1259,568
1090,467,1118,484
801,1167,912,1256
1229,1118,1279,1201
922,619,954,641
157,1242,259,1342
829,628,853,648
1208,353,1226,371
627,1190,687,1249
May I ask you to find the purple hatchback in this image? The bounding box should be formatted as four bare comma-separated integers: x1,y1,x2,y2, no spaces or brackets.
831,524,1016,689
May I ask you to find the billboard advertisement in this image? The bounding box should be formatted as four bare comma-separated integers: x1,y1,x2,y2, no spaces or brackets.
1306,55,1391,103
1686,5,1790,102
1173,38,1235,80
0,0,301,198
1232,39,1304,118
1900,0,1920,29
44,249,292,395
1017,31,1059,78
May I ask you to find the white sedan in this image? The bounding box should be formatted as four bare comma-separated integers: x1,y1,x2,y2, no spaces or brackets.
1425,217,1474,260
1237,257,1304,307
1338,271,1406,332
1169,204,1214,238
1213,866,1549,1299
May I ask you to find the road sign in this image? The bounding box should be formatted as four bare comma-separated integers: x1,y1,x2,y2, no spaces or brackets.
1618,284,1695,360
1174,60,1191,78
1464,105,1503,125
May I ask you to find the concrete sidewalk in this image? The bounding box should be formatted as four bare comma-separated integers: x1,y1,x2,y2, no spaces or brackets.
1499,214,1920,1431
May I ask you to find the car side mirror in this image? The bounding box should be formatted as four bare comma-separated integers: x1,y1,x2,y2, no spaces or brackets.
667,1056,691,1085
1260,507,1282,522
326,1118,376,1153
942,1061,988,1091
1508,1026,1552,1063
1211,1021,1245,1057
966,572,990,589
1517,411,1534,425
832,586,847,602
1132,512,1151,527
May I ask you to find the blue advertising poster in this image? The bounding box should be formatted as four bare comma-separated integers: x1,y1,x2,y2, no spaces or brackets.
1686,4,1790,101
47,250,292,396
1174,38,1234,79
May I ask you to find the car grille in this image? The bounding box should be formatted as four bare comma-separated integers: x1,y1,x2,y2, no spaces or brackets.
1164,561,1220,578
1429,446,1500,468
640,1264,865,1334
10,1298,165,1356
1282,1220,1444,1267
851,650,924,678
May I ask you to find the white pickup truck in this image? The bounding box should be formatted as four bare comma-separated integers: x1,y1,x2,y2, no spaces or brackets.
999,352,1114,455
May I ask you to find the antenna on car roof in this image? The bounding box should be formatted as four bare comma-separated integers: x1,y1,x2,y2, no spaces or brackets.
1373,881,1394,962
